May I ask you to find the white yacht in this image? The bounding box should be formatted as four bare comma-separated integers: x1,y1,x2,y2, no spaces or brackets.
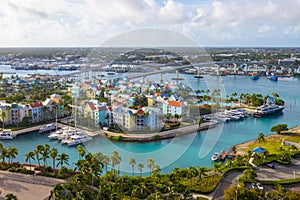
0,129,14,140
48,129,63,140
255,104,285,117
39,124,56,133
57,128,80,141
65,134,92,146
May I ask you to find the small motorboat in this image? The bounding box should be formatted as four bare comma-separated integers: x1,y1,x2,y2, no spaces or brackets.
211,152,219,161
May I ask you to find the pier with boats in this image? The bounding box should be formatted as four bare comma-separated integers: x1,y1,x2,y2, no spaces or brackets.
211,151,236,162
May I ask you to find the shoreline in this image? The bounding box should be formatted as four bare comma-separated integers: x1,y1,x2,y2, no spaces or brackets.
233,125,300,155
102,121,218,142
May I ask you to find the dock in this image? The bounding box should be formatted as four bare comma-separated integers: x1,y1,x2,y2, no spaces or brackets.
12,123,65,136
219,150,236,161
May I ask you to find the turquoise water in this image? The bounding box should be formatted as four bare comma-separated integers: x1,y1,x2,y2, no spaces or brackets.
2,74,300,175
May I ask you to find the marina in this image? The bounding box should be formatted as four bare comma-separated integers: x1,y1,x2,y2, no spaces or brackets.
1,74,299,174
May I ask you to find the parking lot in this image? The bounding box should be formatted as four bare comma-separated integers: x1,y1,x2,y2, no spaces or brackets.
256,159,300,181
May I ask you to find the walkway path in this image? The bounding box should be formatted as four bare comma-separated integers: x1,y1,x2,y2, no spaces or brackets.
99,122,217,142
0,170,65,200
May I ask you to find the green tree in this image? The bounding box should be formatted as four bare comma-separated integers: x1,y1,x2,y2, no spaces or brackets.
111,150,121,176
5,193,18,200
101,154,111,173
56,153,69,168
34,144,44,168
7,146,18,164
77,145,86,159
271,124,288,134
0,146,8,163
257,132,265,143
138,163,144,177
41,144,50,167
25,151,35,171
147,158,154,176
129,157,136,176
50,148,58,174
1,110,6,129
243,168,256,181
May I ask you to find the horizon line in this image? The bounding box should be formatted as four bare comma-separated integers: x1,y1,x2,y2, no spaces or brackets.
0,45,300,48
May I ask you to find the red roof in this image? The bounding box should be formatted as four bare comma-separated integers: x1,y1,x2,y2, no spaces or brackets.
30,102,43,108
199,104,209,108
98,106,107,112
135,109,144,115
108,106,113,112
168,101,182,107
88,102,96,110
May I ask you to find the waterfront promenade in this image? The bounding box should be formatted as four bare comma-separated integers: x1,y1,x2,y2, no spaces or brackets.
11,121,217,142
98,121,217,142
12,123,65,137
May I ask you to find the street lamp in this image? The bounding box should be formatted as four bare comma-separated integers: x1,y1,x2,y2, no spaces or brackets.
236,190,238,200
293,170,296,180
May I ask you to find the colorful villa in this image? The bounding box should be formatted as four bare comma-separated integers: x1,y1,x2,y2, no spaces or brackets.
0,94,64,126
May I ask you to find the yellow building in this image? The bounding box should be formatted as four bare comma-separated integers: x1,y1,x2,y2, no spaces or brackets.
148,98,155,107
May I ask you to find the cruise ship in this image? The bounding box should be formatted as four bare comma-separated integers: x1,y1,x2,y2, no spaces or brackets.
254,104,284,117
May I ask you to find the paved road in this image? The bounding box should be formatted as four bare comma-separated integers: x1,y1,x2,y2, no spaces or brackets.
0,170,65,200
211,171,243,200
256,159,300,181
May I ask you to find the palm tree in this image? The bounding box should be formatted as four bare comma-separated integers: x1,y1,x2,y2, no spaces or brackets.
257,132,265,143
77,145,86,159
0,146,8,163
56,153,69,168
50,148,58,173
152,164,160,175
41,144,50,167
147,158,154,176
7,146,18,164
138,163,144,177
111,150,121,176
1,110,6,129
25,151,35,171
102,154,111,173
129,158,136,176
34,144,44,168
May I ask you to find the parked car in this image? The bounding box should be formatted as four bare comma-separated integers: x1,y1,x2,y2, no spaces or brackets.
251,183,257,189
256,182,264,190
266,163,275,169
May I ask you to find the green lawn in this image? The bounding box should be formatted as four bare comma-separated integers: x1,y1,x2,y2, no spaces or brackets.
246,132,300,154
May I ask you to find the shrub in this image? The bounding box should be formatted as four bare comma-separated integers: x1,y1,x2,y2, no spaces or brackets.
154,134,161,139
114,135,123,141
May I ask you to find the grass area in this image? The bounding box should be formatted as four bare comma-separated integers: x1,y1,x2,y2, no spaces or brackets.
245,131,300,154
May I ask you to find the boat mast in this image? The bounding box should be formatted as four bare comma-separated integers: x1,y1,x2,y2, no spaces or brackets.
55,105,58,131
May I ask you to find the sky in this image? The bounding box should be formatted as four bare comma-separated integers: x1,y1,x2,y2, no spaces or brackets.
0,0,300,47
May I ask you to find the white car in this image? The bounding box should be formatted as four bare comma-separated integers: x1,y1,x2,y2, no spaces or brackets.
256,182,264,190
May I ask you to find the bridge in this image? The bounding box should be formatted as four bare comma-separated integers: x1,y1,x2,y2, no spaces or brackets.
56,62,216,81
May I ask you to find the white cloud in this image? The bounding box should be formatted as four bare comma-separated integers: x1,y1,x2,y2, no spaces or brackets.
0,0,299,46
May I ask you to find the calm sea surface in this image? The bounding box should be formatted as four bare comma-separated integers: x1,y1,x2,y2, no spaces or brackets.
1,67,300,175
